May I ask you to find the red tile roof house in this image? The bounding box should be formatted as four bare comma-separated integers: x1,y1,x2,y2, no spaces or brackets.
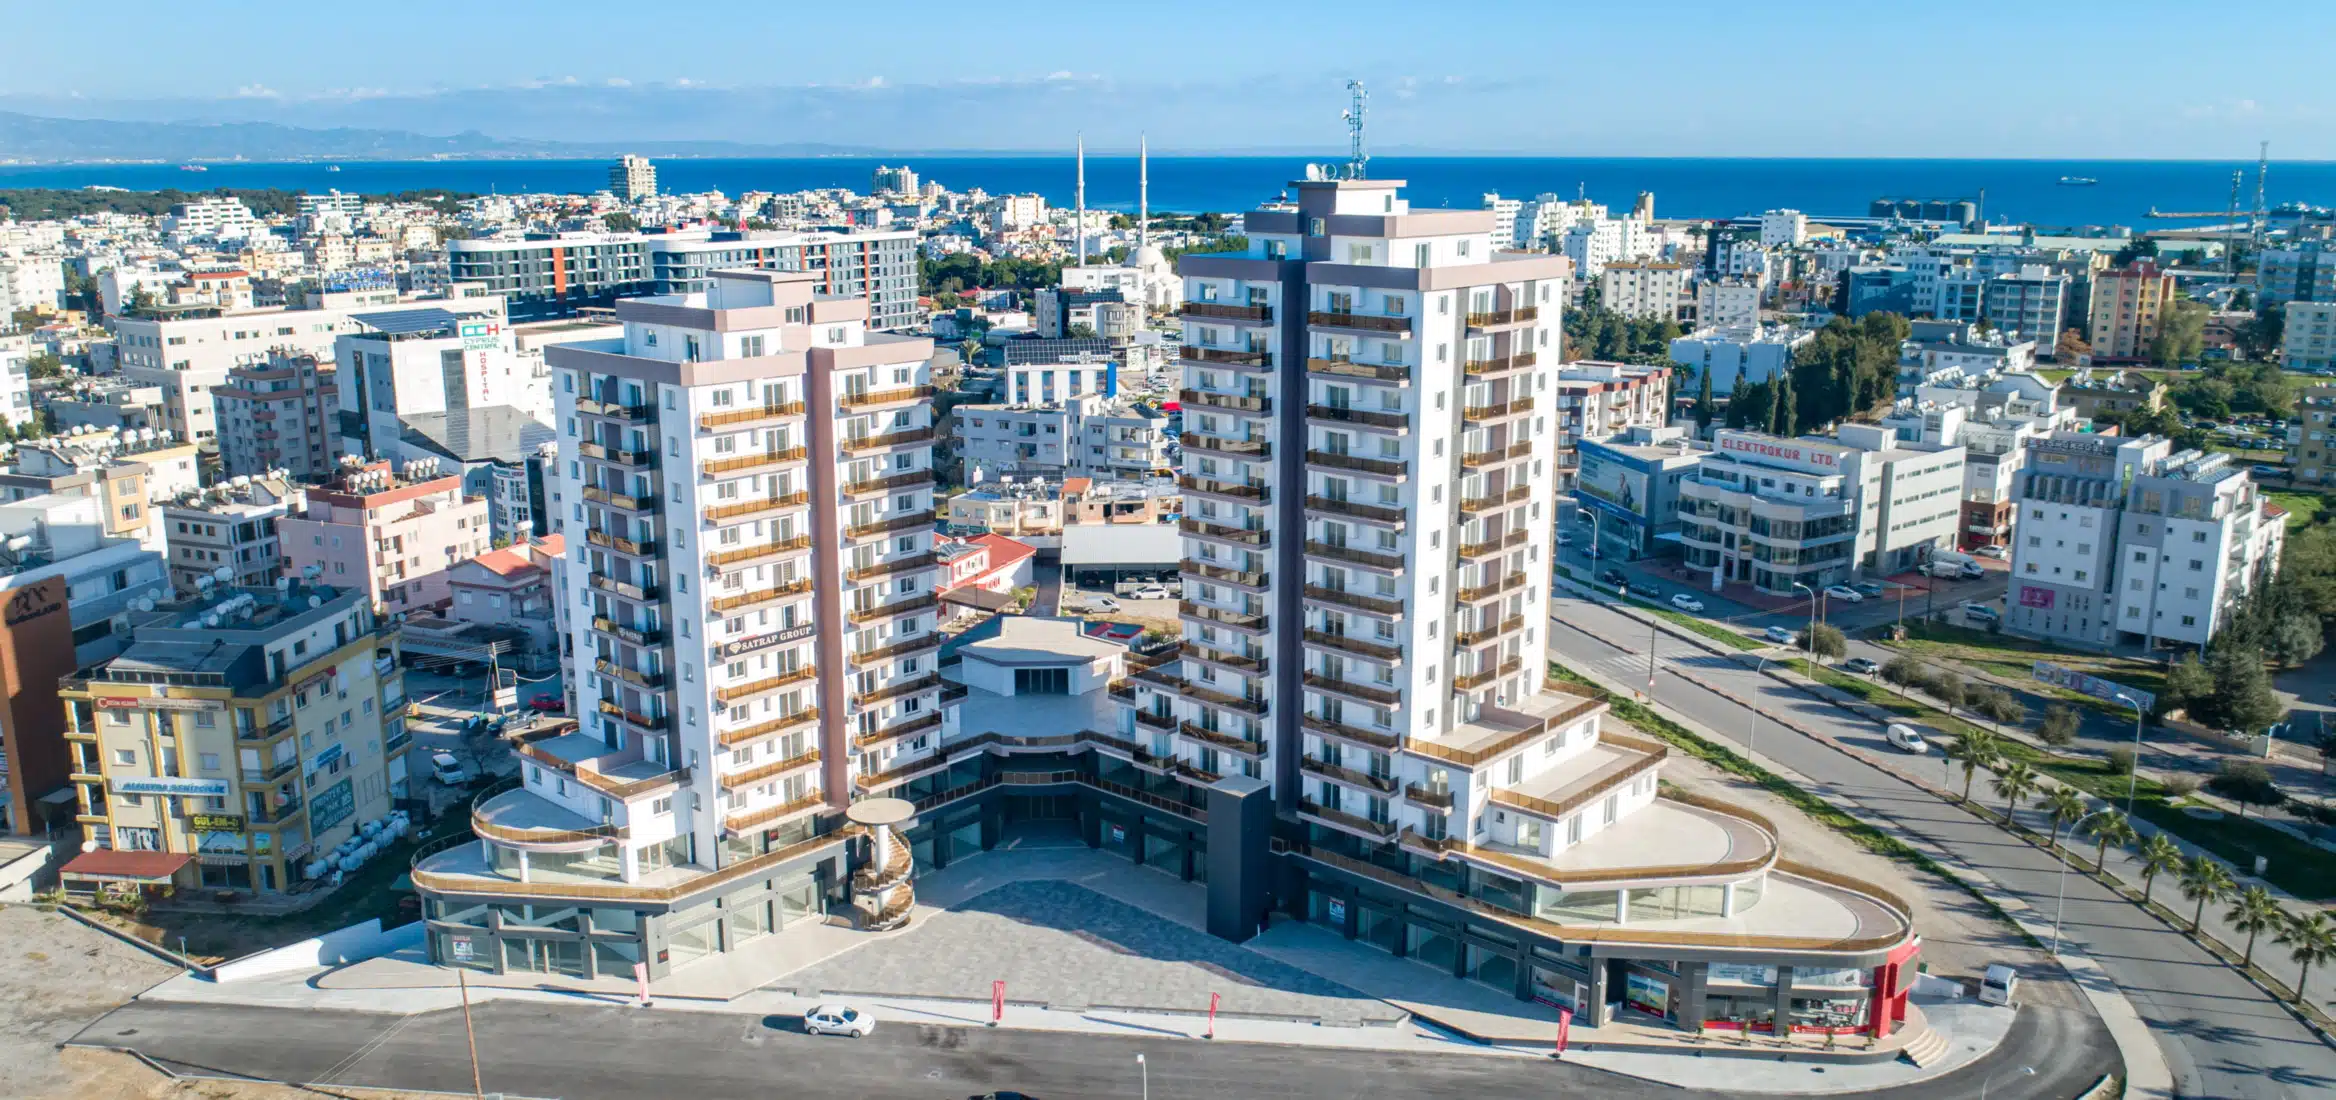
936,533,1038,605
446,534,564,656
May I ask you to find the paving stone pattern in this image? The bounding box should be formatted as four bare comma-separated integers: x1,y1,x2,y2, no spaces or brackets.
775,879,1380,1021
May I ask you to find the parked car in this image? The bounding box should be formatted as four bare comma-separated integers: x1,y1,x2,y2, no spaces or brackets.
1555,531,1574,546
1823,585,1864,604
1980,964,2019,1006
1599,569,1628,587
1670,593,1705,613
804,1004,875,1038
1763,626,1797,645
2252,465,2286,479
1084,596,1122,613
1959,562,1987,579
1962,602,2001,623
429,751,472,786
1973,545,2009,560
1843,657,1881,675
1885,723,1931,753
527,693,566,714
1853,582,1886,597
1126,585,1171,601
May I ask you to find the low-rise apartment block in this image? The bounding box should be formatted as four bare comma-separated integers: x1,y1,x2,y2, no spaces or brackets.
1598,261,1691,322
2291,385,2336,484
2086,263,2175,363
0,431,203,551
280,460,493,614
2281,300,2336,372
1551,362,1675,488
1679,427,1966,593
2061,369,2167,422
953,394,1171,480
161,476,303,592
213,352,340,479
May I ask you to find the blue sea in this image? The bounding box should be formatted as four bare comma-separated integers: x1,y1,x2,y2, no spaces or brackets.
2,156,2330,229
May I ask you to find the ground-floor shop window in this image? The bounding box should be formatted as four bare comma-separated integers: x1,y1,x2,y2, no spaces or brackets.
1704,993,1776,1031
1536,888,1617,923
777,879,821,925
593,939,640,977
1530,965,1589,1012
1465,943,1517,993
1102,818,1137,859
1790,995,1867,1031
729,900,772,946
666,919,719,969
1358,905,1402,954
434,930,492,971
503,936,586,977
1405,924,1459,973
947,821,983,864
1307,889,1347,929
1142,833,1183,877
1623,971,1675,1021
1626,883,1726,921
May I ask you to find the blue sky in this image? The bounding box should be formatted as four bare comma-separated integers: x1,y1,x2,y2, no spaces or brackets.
7,0,2336,157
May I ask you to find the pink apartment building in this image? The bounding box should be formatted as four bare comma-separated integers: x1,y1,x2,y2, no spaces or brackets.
280,461,493,613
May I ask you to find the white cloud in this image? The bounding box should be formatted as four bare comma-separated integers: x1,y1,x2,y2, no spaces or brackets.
233,83,279,99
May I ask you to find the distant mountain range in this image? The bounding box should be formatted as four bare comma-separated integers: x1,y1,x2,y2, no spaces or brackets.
0,112,880,164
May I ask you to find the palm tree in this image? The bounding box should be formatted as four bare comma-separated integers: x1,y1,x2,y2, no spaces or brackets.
1946,729,2003,803
2042,787,2087,852
2275,910,2336,1007
2224,886,2285,968
2136,834,2183,907
2085,812,2138,875
2178,855,2237,934
1991,761,2040,826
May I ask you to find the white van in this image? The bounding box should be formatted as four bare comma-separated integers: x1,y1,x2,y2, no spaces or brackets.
1884,724,1930,753
1923,560,1966,579
1979,964,2019,1006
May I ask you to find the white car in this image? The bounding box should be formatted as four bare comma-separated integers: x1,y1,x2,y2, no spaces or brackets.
1973,545,2009,560
803,1004,874,1038
1670,593,1705,613
429,751,472,786
1823,585,1864,603
1555,532,1574,546
1884,723,1930,754
1962,602,2001,623
1126,586,1172,601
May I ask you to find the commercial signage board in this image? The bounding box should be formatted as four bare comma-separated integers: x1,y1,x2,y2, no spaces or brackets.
309,777,356,833
718,624,817,659
189,813,245,833
1714,430,1848,472
110,776,230,798
2032,661,2154,711
95,696,226,712
460,320,502,351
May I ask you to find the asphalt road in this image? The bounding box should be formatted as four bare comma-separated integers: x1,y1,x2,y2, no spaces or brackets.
1032,556,1062,617
74,992,2105,1100
1548,593,2336,1100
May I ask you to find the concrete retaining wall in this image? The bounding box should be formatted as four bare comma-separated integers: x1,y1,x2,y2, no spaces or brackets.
211,917,424,983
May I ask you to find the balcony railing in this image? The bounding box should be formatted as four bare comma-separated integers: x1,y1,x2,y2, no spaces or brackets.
1299,755,1398,795
717,707,819,748
847,552,938,582
1404,688,1605,768
1453,614,1526,648
1301,672,1401,707
1180,558,1268,589
839,385,936,409
1308,310,1412,335
846,513,933,540
853,673,941,708
723,792,827,835
849,592,940,624
585,529,659,558
1305,450,1408,479
843,469,937,496
713,665,817,705
1302,714,1402,751
1304,540,1405,572
1463,352,1538,375
1301,584,1405,618
1302,629,1403,662
1451,657,1524,691
1173,679,1270,716
719,749,822,791
854,710,943,749
581,486,658,515
1179,600,1267,632
1305,404,1410,431
1178,722,1268,757
840,427,936,453
1459,441,1535,468
577,398,656,422
848,631,944,666
594,657,668,690
706,534,814,569
1134,708,1176,731
586,574,661,602
1455,530,1529,560
1453,571,1527,603
590,616,666,647
1462,397,1536,421
1179,434,1269,458
1304,495,1404,527
597,699,669,732
706,579,812,614
1179,518,1269,545
1180,301,1272,323
1179,345,1269,366
1184,644,1267,673
578,441,656,468
698,402,805,431
1457,486,1532,514
702,491,811,525
1297,798,1397,839
1405,783,1455,810
702,447,809,478
1465,307,1539,328
1178,475,1269,501
1177,388,1271,413
1305,358,1410,383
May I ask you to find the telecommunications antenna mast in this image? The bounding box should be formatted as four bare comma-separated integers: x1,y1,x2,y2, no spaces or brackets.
1342,80,1368,180
2251,140,2270,250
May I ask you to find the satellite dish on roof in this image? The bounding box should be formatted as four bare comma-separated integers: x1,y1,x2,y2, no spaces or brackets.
308,596,323,609
80,839,97,853
213,565,235,583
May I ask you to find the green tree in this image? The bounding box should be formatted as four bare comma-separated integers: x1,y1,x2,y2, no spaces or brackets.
1946,729,2003,802
2042,786,2088,852
2055,328,2092,364
2163,653,2214,713
2225,885,2285,967
23,352,64,380
1928,674,1968,721
1773,371,1798,436
1694,368,1714,431
1804,622,1846,661
2178,855,2237,933
1991,760,2040,823
2207,759,2284,820
602,211,640,232
2085,812,2138,873
1761,376,1783,433
1881,655,1923,695
2276,910,2336,1007
2149,299,2209,368
2236,308,2285,362
1975,687,2026,733
2136,833,2183,907
2037,704,2081,749
2204,646,2283,734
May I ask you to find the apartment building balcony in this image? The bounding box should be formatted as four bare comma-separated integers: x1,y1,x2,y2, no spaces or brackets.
1301,584,1405,619
1179,600,1268,634
1463,352,1537,376
723,792,828,837
849,592,940,624
581,486,659,517
1180,433,1270,459
843,468,937,497
1180,558,1269,590
1304,540,1405,574
577,398,658,423
1172,678,1270,716
595,699,668,735
702,447,810,479
1297,798,1398,841
706,534,815,572
1464,306,1540,330
1177,388,1272,413
853,673,941,709
1180,301,1273,324
593,657,668,691
713,665,817,706
1483,730,1668,824
1453,570,1528,604
1451,656,1524,691
1452,614,1526,648
1132,707,1177,733
1302,629,1404,663
718,748,822,791
1404,782,1455,811
854,710,943,751
1299,754,1398,795
1302,714,1402,752
1402,687,1605,770
846,513,934,541
1178,475,1270,503
845,553,938,584
1305,358,1410,385
1305,495,1404,529
1179,518,1269,546
579,441,657,469
1308,310,1413,336
701,491,811,526
1462,397,1536,422
1305,405,1410,433
1179,345,1271,367
1178,722,1269,759
839,385,936,410
1301,672,1402,707
717,707,819,749
840,427,936,454
1304,450,1409,481
1456,530,1529,561
1457,486,1532,515
590,615,666,647
470,787,626,849
698,401,806,432
707,578,813,614
585,574,661,603
1459,441,1534,469
510,726,686,801
848,631,944,667
584,528,660,559
854,751,954,795
1182,643,1268,675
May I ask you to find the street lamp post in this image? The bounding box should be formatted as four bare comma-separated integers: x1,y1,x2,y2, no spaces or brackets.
1618,582,1659,690
2114,692,2146,815
1791,582,1819,659
1136,1053,1148,1100
1979,1065,2036,1100
1578,507,1602,571
1749,647,1785,767
2051,809,2115,956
